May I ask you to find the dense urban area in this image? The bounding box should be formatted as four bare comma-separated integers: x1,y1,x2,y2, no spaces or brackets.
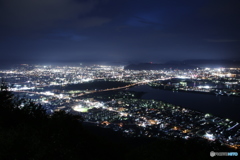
0,64,240,150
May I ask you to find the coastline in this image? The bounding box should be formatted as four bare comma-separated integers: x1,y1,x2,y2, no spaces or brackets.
148,85,240,98
128,85,240,122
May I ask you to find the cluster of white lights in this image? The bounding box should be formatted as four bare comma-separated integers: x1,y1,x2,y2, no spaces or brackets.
204,132,215,141
198,85,210,89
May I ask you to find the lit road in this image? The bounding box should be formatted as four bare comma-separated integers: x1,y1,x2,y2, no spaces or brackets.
75,79,166,97
13,78,170,98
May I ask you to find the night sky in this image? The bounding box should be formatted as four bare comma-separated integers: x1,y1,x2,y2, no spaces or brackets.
0,0,240,66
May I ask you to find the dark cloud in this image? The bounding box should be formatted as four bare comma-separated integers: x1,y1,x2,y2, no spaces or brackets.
199,0,240,17
76,16,111,28
206,39,239,43
133,16,163,26
0,0,109,30
0,0,239,66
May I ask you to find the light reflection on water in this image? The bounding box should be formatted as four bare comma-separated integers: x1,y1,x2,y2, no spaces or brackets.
128,85,240,122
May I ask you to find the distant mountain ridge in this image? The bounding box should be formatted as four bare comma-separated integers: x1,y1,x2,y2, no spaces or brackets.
125,60,240,70
125,62,196,70
182,59,240,68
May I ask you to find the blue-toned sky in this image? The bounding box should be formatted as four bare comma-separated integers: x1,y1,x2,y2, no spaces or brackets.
0,0,239,66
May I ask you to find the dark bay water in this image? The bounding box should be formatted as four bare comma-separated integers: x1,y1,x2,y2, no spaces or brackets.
128,85,240,122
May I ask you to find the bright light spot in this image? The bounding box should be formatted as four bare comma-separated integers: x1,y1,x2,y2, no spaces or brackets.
59,94,63,98
45,91,54,96
205,113,211,118
82,78,93,82
73,105,88,112
204,132,215,141
199,85,210,89
176,76,190,79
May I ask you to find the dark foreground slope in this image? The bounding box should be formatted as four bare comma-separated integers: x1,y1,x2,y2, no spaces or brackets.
0,84,237,160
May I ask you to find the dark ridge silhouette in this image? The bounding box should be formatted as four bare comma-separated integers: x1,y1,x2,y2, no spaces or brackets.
182,59,240,68
125,62,196,70
125,59,240,70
